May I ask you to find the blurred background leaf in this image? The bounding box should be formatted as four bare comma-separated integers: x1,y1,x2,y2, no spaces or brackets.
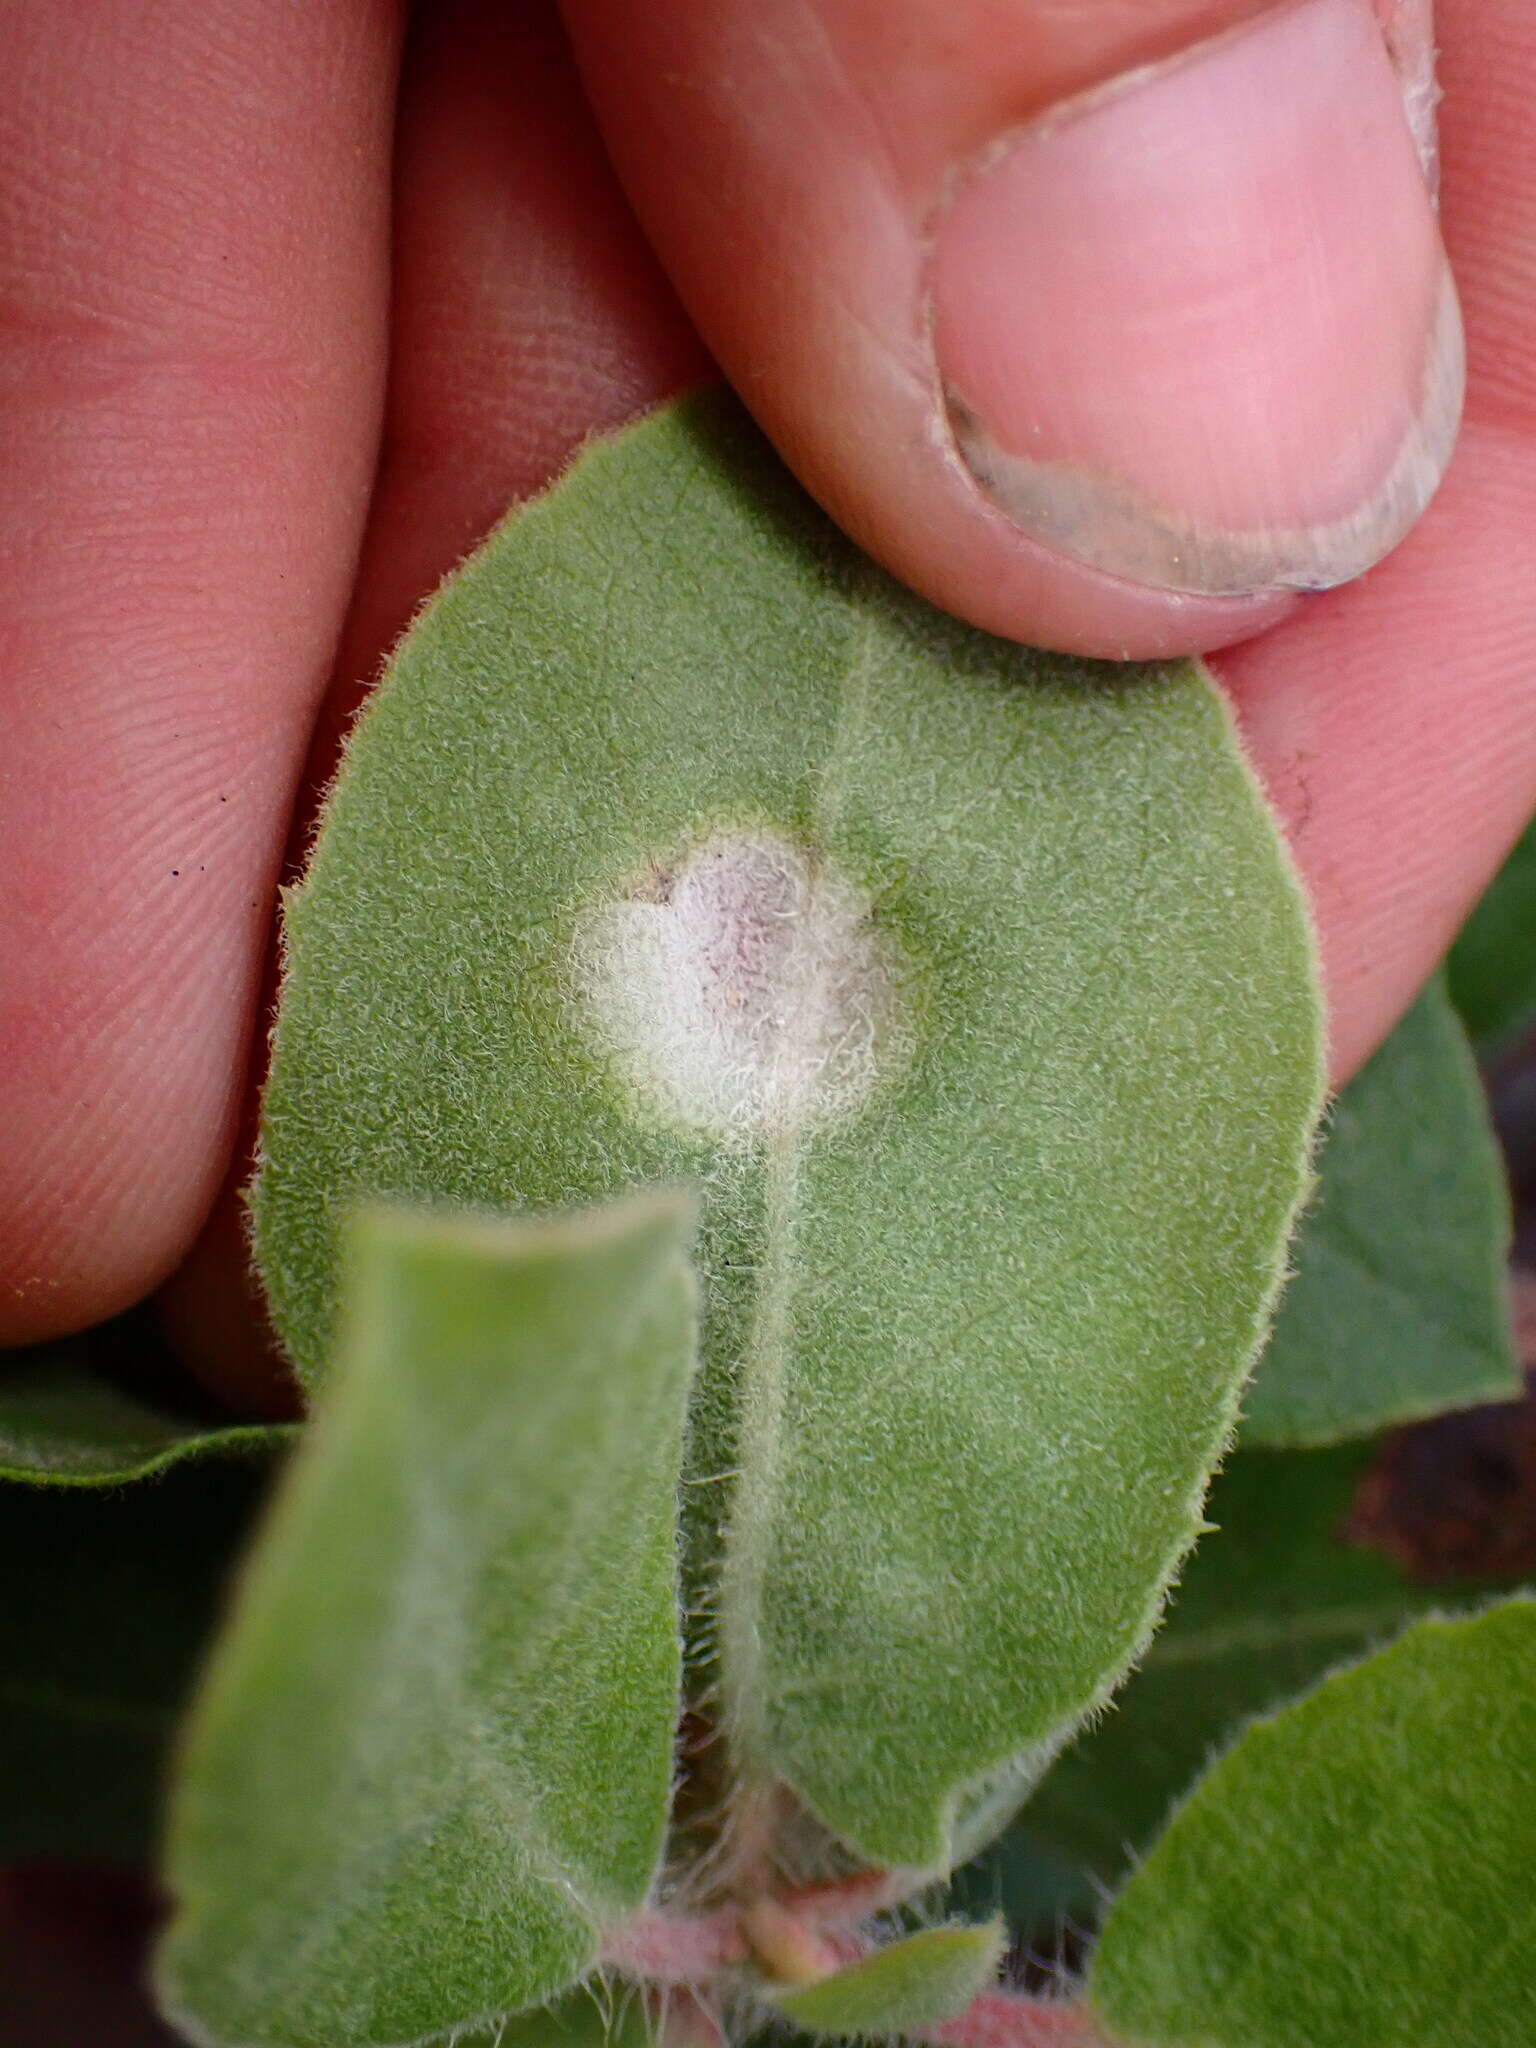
1242,977,1517,1447
1447,815,1536,1054
1089,1600,1536,2048
953,1404,1534,1940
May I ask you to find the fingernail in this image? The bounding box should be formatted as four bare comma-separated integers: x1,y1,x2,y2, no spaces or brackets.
929,0,1463,596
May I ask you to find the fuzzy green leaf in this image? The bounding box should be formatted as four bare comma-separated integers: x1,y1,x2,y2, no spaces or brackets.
254,392,1322,1869
158,1195,698,2048
0,1463,267,1863
0,1322,292,1484
1447,813,1536,1051
1242,978,1516,1447
1090,1599,1536,2048
974,1440,1452,1928
772,1924,1005,2038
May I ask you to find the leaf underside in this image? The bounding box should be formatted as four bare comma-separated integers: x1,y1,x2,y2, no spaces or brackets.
0,1323,292,1485
1090,1599,1536,2048
1242,977,1516,1448
772,1923,1006,2038
158,1197,698,2048
253,391,1322,1868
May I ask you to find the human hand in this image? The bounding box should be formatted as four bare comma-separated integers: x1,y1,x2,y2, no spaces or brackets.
2,0,1532,1397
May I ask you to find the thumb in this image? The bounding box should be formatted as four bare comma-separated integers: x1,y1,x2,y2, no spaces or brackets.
561,0,1459,658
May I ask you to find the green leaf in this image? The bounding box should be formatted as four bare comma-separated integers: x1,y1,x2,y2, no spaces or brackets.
1447,813,1536,1050
253,391,1323,1869
1089,1599,1536,2048
157,1195,698,2048
0,1321,292,1484
978,1441,1451,1929
0,1462,268,1863
1243,978,1517,1448
771,1924,1005,2038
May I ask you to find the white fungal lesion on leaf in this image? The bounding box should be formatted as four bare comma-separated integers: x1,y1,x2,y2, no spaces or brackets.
569,828,913,1141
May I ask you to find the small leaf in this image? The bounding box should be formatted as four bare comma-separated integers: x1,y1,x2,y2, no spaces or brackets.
772,1924,1005,2039
157,1194,698,2048
1447,813,1536,1051
0,1462,267,1863
1089,1600,1536,2048
966,1438,1460,1928
254,392,1322,1869
1243,977,1517,1447
0,1322,292,1484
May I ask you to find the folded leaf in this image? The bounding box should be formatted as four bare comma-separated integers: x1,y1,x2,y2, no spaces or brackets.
158,1195,698,2048
1447,814,1536,1051
1243,977,1516,1447
254,391,1322,1869
772,1923,1005,2038
0,1463,267,1863
0,1322,292,1484
1090,1600,1536,2048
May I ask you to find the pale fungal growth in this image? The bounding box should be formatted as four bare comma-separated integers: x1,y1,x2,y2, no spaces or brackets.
570,830,911,1139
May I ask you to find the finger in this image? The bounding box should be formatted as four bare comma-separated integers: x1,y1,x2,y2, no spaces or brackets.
169,0,1534,1412
1218,0,1536,1083
0,0,402,1344
561,0,1459,659
304,0,712,796
156,0,707,1409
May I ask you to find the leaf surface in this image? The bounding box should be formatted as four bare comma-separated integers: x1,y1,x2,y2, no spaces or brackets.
1089,1600,1536,2048
1243,978,1516,1447
1447,813,1536,1050
254,392,1322,1868
158,1196,697,2048
772,1924,1005,2038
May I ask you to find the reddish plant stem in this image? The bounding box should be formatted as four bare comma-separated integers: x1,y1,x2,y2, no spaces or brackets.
601,1908,746,1982
602,1847,907,1986
925,1992,1113,2048
605,1898,1114,2048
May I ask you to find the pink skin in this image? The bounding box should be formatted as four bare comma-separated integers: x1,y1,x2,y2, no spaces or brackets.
931,0,1453,590
562,0,1297,655
1,0,1535,1397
